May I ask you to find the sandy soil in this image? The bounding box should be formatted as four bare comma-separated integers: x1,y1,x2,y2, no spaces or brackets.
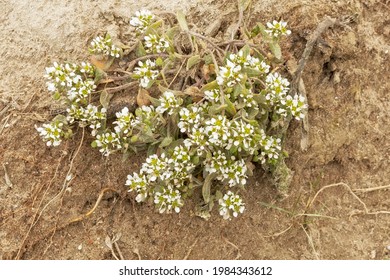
1,0,390,260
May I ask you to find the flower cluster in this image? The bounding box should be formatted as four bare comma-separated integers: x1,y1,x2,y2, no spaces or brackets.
95,131,122,156
178,105,206,133
264,72,307,120
126,172,148,202
144,34,170,53
277,94,307,120
133,105,162,133
126,146,195,213
66,104,106,136
218,191,245,220
264,72,290,105
44,62,95,102
133,59,159,88
156,91,183,115
229,51,270,74
130,9,155,33
265,20,291,38
154,186,184,214
89,35,121,58
258,135,282,165
205,152,248,187
35,119,66,147
216,59,243,87
113,107,135,135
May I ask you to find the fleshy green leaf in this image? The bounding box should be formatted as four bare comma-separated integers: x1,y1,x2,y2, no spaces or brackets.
53,92,61,100
155,57,164,67
224,95,237,116
136,42,147,57
200,80,218,92
269,40,282,60
159,136,173,148
239,0,251,12
186,55,201,70
176,11,189,32
202,174,214,203
91,141,97,148
99,90,112,108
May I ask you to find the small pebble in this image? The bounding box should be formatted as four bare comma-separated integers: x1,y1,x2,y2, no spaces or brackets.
386,245,390,251
370,250,376,259
77,244,83,251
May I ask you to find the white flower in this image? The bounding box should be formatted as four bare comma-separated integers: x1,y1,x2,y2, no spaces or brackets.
140,153,171,181
154,185,183,213
144,34,170,53
95,131,121,156
265,20,291,38
89,35,121,58
264,72,290,105
130,10,155,33
178,105,205,133
217,59,243,87
219,191,245,220
126,172,149,202
204,89,221,102
133,59,159,88
113,107,135,134
156,91,182,115
259,135,282,165
36,120,66,147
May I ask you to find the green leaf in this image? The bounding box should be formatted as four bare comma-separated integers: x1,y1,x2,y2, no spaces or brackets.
91,141,97,148
53,92,61,100
224,95,237,116
191,155,199,165
165,26,180,40
99,90,112,108
215,190,223,200
94,67,107,84
240,44,251,58
176,11,189,32
202,173,214,203
253,93,266,104
159,136,173,148
157,84,182,96
246,106,259,120
136,41,147,57
242,67,262,77
251,22,270,39
155,57,164,67
186,55,201,70
269,40,282,60
208,103,227,115
144,19,163,35
239,0,251,12
200,80,218,92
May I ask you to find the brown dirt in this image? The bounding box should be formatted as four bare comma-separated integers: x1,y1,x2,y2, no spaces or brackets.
1,0,390,260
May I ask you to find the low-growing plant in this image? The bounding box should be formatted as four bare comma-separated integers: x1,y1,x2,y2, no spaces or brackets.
36,3,307,220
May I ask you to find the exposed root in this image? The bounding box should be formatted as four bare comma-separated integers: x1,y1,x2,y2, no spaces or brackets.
68,187,119,224
306,182,390,219
133,248,142,260
301,224,320,260
263,224,293,238
15,129,85,259
353,184,390,194
183,238,198,260
222,235,241,260
15,148,68,260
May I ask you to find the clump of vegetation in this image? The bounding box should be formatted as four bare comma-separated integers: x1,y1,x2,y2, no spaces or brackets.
36,3,307,220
